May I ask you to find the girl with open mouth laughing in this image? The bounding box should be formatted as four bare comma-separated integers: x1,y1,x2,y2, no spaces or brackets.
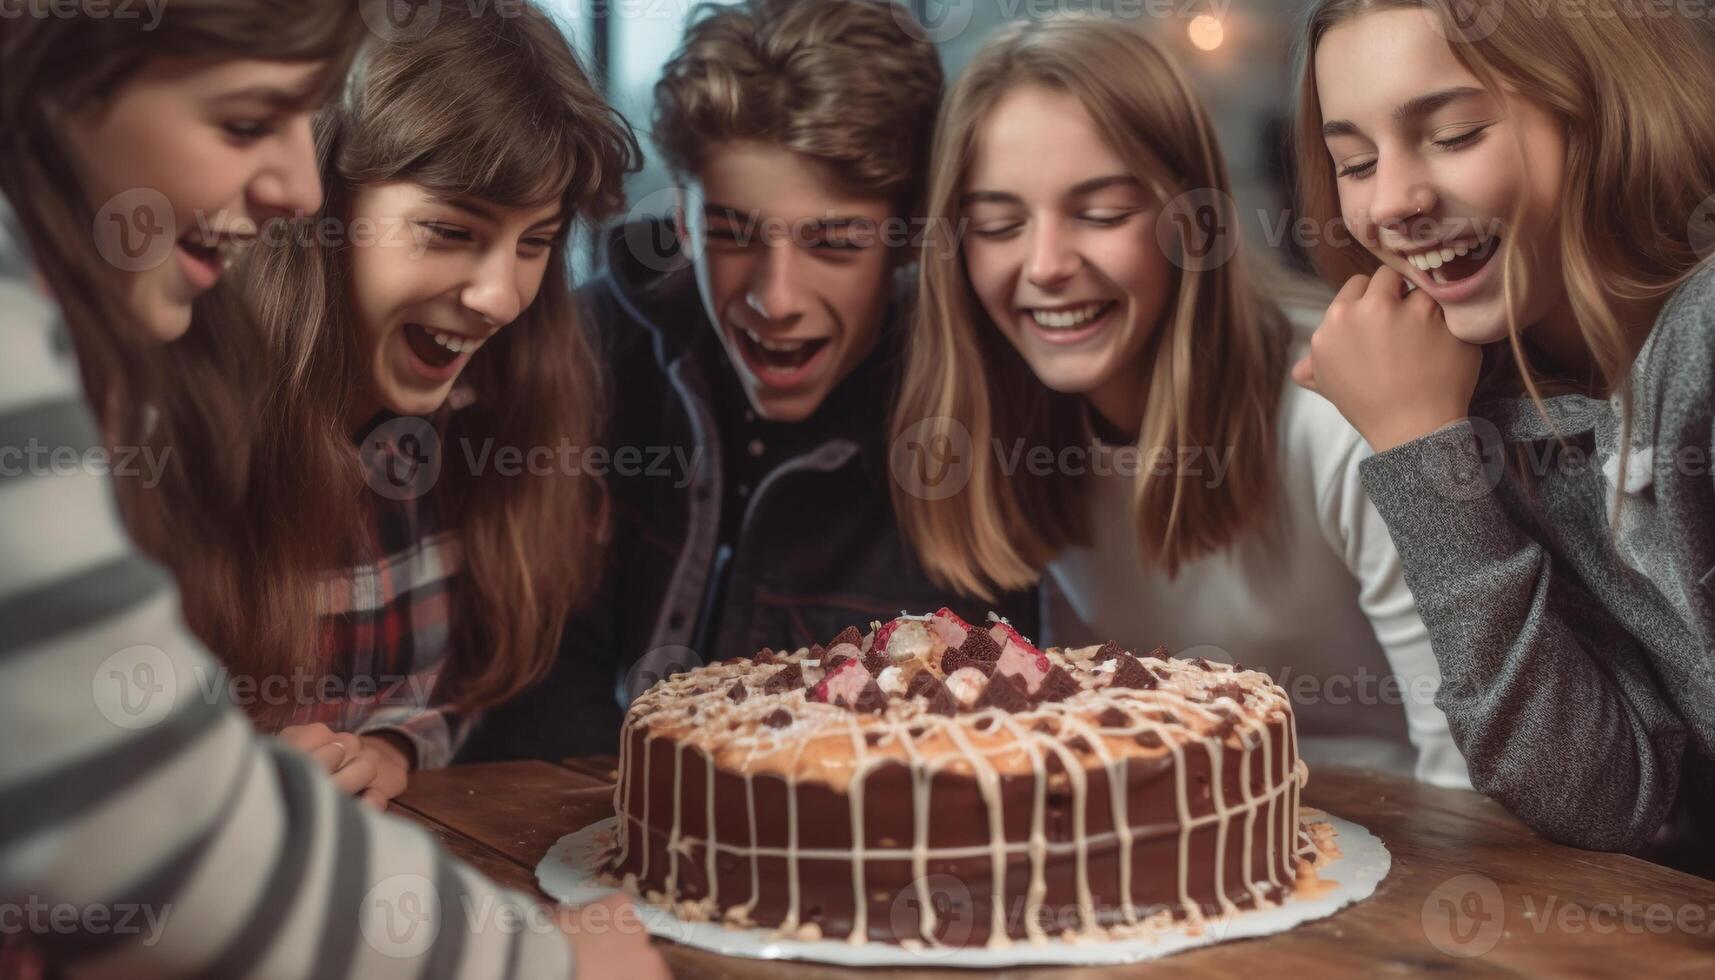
2,2,667,978
227,3,638,805
892,17,1469,789
1294,0,1715,866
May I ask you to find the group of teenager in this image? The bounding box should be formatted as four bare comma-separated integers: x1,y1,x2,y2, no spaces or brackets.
2,0,1711,975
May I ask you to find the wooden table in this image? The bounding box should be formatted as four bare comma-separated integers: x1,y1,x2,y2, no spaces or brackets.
393,759,1715,977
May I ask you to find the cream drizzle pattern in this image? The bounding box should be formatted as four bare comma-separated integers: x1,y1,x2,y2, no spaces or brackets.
606,641,1310,948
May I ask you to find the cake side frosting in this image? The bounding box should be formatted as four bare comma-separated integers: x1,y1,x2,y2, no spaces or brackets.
603,610,1311,948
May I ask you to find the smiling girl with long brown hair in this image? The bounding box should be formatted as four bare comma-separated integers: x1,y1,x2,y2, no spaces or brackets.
1,2,665,976
891,16,1468,787
208,1,639,804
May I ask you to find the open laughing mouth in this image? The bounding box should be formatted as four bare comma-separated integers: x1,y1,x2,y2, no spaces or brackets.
174,231,240,292
402,323,482,378
731,325,831,385
1394,233,1501,286
1022,300,1119,344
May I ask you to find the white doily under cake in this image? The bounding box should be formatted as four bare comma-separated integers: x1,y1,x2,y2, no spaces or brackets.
535,807,1390,968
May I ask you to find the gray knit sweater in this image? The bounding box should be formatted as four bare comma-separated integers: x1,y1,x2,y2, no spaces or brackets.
1358,263,1715,853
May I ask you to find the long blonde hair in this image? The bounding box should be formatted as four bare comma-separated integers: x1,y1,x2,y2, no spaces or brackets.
891,16,1294,601
1293,0,1715,402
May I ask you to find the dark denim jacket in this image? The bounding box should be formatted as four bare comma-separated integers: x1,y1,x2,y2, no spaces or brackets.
461,221,1040,759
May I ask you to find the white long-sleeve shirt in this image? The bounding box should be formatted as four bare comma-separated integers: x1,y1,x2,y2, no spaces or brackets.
1043,374,1472,789
0,196,573,977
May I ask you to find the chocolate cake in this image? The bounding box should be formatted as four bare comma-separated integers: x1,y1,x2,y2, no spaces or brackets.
602,609,1309,948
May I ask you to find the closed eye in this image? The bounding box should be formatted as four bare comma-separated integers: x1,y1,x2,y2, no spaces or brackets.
1432,126,1489,150
1336,158,1377,180
1081,209,1142,227
420,222,474,243
222,120,274,142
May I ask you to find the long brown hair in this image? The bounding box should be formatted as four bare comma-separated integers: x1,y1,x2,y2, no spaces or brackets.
0,2,367,602
227,1,640,725
1293,0,1715,401
891,16,1295,601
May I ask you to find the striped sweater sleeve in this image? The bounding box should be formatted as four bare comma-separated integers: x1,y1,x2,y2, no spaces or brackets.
0,206,573,979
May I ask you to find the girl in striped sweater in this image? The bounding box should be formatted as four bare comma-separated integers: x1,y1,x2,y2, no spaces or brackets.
0,0,664,975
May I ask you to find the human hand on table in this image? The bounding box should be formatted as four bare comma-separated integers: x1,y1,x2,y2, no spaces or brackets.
277,722,411,810
559,893,672,979
1291,267,1482,453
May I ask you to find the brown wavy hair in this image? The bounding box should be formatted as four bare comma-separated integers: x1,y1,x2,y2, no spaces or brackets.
0,1,367,607
890,16,1296,601
651,0,944,214
226,1,640,726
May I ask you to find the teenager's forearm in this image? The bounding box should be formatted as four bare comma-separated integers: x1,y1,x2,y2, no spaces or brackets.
1319,430,1473,790
358,705,471,771
0,384,570,979
1359,421,1688,850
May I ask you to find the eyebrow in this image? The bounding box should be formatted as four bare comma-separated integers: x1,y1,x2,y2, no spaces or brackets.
702,204,867,232
443,197,565,231
210,73,331,112
961,174,1143,206
1321,86,1489,139
702,204,755,224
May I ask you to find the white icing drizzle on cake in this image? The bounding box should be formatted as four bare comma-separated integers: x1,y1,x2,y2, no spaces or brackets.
607,618,1310,948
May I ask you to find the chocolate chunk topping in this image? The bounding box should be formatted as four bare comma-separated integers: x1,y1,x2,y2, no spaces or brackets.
861,650,890,676
1032,665,1081,703
726,681,748,704
1109,654,1158,690
941,645,998,676
1093,641,1127,664
974,717,995,732
753,649,775,665
1208,682,1247,703
1134,730,1164,748
1196,657,1215,671
762,664,803,695
863,731,884,746
1138,644,1169,661
926,686,957,717
906,669,946,701
974,672,1031,714
840,679,889,715
958,629,1002,662
1096,706,1130,729
1210,708,1241,739
823,653,851,673
1066,736,1093,754
762,708,792,729
829,626,863,648
808,643,826,659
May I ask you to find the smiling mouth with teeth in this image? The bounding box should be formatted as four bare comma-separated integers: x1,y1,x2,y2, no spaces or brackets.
1027,300,1116,331
176,232,236,273
1398,235,1500,286
734,326,829,372
403,323,481,370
